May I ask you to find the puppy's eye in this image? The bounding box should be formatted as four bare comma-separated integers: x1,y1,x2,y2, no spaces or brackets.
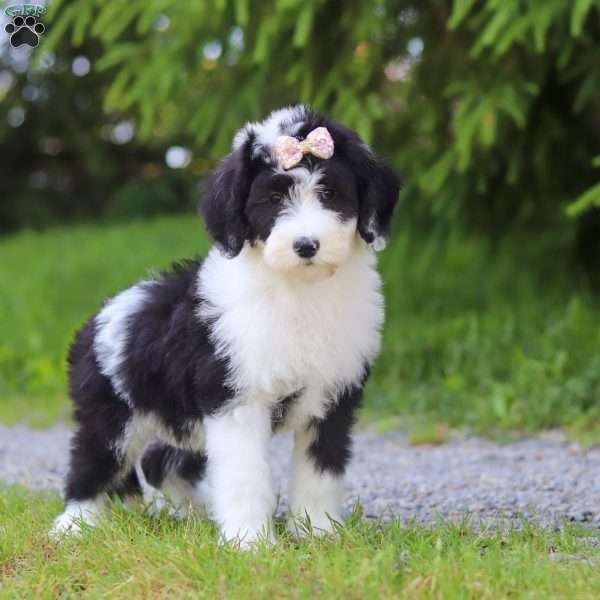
269,192,283,204
321,188,336,200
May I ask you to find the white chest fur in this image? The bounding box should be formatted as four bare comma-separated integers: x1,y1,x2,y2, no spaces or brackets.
197,243,384,421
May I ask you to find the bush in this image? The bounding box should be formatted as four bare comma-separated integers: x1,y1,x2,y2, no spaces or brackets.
0,38,196,234
106,173,196,221
41,1,600,229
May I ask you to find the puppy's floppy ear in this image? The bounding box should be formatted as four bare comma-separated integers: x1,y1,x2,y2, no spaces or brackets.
200,136,254,257
354,148,401,250
338,131,402,250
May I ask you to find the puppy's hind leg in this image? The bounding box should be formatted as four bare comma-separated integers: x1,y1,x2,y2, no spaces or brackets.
138,444,208,518
51,401,132,538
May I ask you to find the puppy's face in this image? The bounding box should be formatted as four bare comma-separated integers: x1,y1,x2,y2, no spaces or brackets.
201,105,401,278
245,160,359,278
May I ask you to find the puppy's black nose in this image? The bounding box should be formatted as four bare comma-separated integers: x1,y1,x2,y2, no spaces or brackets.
293,237,320,259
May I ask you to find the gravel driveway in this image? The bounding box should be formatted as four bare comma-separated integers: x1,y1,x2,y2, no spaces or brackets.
1,423,599,528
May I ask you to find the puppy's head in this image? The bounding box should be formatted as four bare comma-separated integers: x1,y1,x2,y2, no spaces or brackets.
201,105,401,279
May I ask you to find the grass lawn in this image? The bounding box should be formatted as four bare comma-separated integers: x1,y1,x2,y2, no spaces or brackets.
1,486,599,599
1,213,600,437
0,216,210,426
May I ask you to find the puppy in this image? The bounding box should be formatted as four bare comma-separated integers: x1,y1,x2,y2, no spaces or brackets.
51,105,401,546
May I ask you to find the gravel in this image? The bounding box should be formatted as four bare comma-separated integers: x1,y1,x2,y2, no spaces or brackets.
2,423,600,529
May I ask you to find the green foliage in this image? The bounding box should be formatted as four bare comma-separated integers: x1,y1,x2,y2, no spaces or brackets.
105,172,195,220
0,37,197,235
1,215,599,435
40,0,600,227
1,486,600,598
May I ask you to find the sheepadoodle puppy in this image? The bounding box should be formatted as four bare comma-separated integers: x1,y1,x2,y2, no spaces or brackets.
51,105,401,547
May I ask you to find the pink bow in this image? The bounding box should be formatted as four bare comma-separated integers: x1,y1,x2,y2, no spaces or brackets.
273,127,335,170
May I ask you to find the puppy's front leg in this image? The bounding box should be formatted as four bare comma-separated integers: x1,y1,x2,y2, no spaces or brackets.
288,386,362,536
288,428,344,536
204,402,275,548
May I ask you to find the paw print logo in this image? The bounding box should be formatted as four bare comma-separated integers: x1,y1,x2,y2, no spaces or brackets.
5,15,45,48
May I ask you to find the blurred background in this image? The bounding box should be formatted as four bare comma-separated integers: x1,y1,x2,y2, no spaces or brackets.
1,0,599,440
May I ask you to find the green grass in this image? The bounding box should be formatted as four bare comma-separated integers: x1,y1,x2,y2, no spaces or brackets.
1,486,599,599
0,215,210,426
1,214,600,435
373,231,600,438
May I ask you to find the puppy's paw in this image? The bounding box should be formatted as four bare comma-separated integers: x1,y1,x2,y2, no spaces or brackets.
219,520,275,551
287,511,343,538
50,512,82,538
143,490,170,518
144,493,195,520
49,500,104,539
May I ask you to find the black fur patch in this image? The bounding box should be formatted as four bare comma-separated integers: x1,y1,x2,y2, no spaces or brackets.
309,156,360,222
245,172,295,242
271,389,303,431
201,132,261,256
307,368,370,475
111,468,141,498
118,260,232,437
141,443,207,489
65,318,133,500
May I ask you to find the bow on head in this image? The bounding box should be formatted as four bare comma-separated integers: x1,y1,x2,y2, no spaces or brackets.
273,127,334,170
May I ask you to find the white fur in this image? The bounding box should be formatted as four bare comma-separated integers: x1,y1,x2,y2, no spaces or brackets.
198,242,383,409
372,236,387,252
233,105,308,158
288,429,344,536
50,498,107,537
204,402,276,548
114,413,205,472
366,216,387,251
94,282,154,405
198,161,383,408
195,233,382,544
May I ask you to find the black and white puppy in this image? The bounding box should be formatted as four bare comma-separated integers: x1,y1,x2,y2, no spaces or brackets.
51,105,400,546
